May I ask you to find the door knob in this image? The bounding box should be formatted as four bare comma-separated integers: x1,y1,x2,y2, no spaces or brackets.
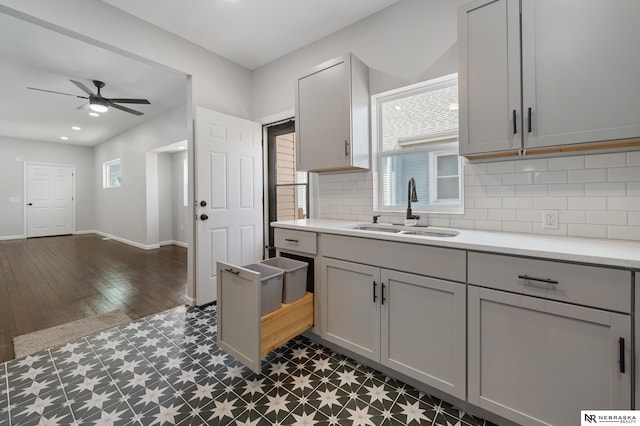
200,214,209,221
200,200,207,207
27,203,33,206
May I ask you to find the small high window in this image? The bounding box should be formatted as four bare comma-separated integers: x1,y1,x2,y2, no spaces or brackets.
374,74,463,214
103,158,121,188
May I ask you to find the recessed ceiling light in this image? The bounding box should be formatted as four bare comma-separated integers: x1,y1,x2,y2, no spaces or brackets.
60,136,69,140
448,102,459,111
72,126,81,131
394,105,402,111
89,112,99,117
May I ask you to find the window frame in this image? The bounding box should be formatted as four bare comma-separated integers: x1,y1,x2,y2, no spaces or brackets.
103,158,121,189
372,74,463,215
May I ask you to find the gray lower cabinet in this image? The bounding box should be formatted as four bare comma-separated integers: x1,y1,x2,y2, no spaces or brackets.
468,285,631,426
321,257,466,399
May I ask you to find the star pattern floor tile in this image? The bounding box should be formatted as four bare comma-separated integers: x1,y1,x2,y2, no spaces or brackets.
0,304,498,426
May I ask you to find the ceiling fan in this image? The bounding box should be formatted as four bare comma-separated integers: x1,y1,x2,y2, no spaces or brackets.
27,79,150,116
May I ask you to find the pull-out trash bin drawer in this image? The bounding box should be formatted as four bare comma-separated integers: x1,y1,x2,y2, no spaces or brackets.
216,261,314,374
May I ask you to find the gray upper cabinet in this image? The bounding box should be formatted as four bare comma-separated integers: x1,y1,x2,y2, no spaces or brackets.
459,0,640,157
458,0,521,156
295,53,370,172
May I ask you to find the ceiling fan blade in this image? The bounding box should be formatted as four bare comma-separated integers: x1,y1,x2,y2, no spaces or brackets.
77,102,89,110
108,98,151,105
69,79,94,96
107,101,144,116
27,87,88,99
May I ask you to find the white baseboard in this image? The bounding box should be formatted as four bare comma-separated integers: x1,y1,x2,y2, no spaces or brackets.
0,234,26,241
94,231,160,250
172,240,188,248
185,296,196,306
159,240,173,246
74,229,96,235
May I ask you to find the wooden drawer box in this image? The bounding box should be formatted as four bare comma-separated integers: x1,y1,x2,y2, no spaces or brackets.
275,228,317,254
467,252,631,313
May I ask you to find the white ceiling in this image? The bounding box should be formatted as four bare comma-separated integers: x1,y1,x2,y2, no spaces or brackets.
101,0,401,70
0,12,187,147
1,1,401,147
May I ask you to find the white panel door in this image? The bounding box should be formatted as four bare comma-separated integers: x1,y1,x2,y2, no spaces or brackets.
26,164,74,237
195,107,263,306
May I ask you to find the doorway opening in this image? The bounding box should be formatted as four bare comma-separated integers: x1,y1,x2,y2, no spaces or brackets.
266,120,308,258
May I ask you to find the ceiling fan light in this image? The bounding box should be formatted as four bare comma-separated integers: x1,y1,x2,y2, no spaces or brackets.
89,99,108,113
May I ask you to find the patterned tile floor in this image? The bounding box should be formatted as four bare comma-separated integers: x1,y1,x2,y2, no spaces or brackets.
0,305,496,426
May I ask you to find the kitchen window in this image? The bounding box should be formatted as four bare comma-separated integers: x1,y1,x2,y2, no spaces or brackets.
103,158,121,188
374,74,463,214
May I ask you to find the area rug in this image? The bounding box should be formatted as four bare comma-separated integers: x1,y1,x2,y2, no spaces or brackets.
13,310,131,358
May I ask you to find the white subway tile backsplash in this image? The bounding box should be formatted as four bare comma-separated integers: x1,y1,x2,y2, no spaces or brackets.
502,197,533,209
586,211,627,225
516,158,548,172
533,197,568,210
316,151,640,241
568,224,607,239
607,196,640,211
585,182,626,196
533,171,568,184
516,184,548,197
549,156,585,170
584,153,626,168
608,166,640,182
501,172,533,185
486,185,516,197
548,184,584,197
568,197,607,211
559,209,585,224
487,161,515,174
502,221,533,234
568,168,607,183
607,225,640,241
628,152,640,166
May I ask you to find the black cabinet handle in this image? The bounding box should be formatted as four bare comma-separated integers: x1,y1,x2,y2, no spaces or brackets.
528,107,532,133
344,140,350,157
224,268,240,276
513,110,517,134
381,283,386,305
518,275,558,285
619,337,626,373
284,238,299,243
373,281,377,303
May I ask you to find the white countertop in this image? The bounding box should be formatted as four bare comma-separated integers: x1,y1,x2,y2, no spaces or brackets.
272,218,640,270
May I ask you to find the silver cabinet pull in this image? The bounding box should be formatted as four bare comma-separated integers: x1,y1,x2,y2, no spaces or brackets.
344,140,350,157
518,275,558,285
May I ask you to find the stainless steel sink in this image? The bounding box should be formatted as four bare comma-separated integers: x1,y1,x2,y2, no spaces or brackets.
399,229,459,238
350,224,459,237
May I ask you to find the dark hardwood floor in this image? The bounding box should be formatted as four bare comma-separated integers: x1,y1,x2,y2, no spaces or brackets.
0,233,187,363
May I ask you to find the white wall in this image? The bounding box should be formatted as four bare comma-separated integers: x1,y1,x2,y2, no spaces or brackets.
171,151,188,246
0,136,94,238
158,153,173,245
94,105,186,248
251,0,467,120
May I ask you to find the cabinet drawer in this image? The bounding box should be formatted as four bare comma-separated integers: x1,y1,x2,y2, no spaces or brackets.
275,228,317,254
467,252,631,313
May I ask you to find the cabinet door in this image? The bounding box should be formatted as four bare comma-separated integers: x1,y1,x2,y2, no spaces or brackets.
522,0,640,148
296,58,350,171
380,270,466,399
468,286,631,426
321,258,380,361
458,0,521,155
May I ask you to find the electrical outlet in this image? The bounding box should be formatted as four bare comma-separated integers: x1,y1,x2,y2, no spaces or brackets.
542,210,559,229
